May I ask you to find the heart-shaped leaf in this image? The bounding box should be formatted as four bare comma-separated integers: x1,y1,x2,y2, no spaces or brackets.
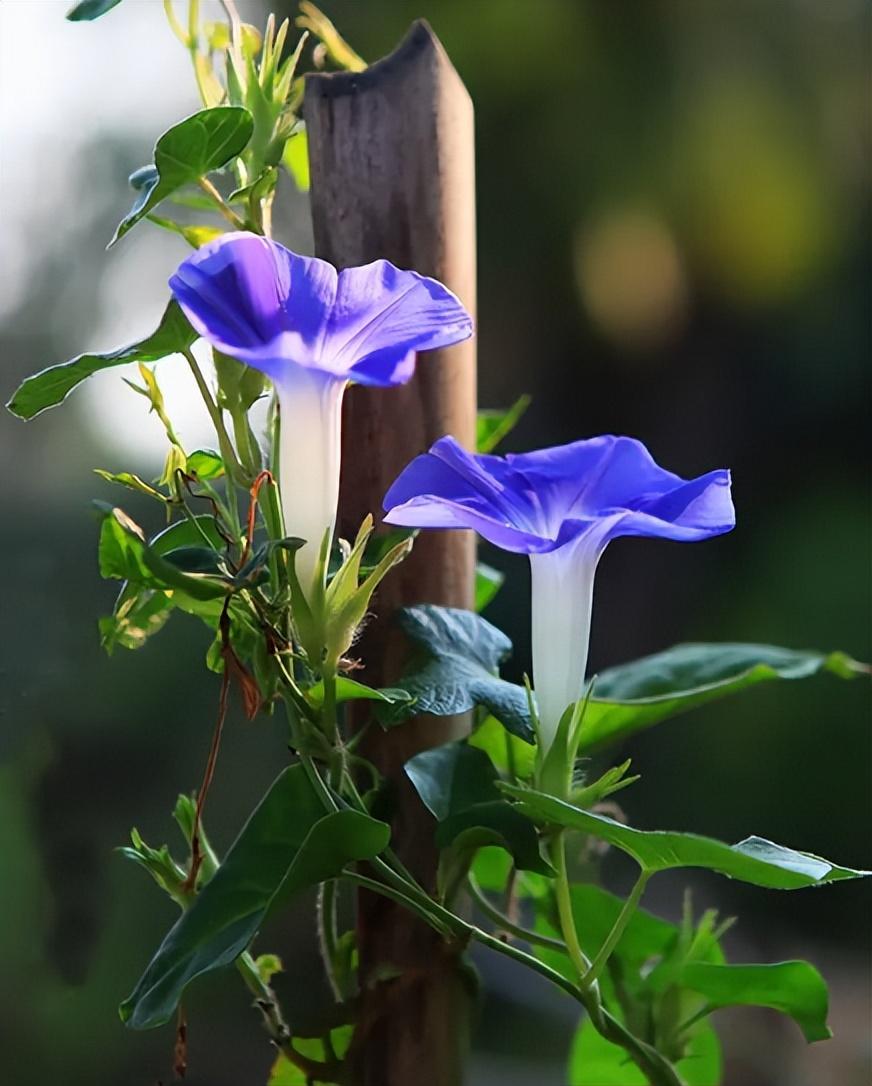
111,107,253,244
406,742,499,822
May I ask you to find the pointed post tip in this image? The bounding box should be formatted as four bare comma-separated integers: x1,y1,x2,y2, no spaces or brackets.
305,19,466,101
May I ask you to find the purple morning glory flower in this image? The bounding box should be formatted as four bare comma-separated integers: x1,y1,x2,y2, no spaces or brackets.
383,435,735,745
169,231,473,592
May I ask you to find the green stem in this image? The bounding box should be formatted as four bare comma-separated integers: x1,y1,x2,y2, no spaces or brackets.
551,831,595,983
316,878,344,999
182,348,246,492
345,871,455,939
230,405,262,478
342,773,425,893
197,176,247,230
467,874,565,952
350,827,685,1085
173,500,220,549
236,951,340,1082
321,666,338,744
583,871,649,987
163,0,187,45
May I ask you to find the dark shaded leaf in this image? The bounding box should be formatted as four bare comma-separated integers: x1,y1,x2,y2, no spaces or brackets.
437,802,551,876
66,0,122,20
581,642,865,754
406,742,499,822
386,606,533,742
406,743,549,878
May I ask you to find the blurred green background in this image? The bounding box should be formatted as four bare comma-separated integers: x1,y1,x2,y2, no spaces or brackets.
0,1,869,1084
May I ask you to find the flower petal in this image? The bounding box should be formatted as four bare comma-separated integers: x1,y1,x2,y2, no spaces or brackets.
383,437,553,552
328,261,473,387
384,434,734,556
614,469,735,541
169,232,337,377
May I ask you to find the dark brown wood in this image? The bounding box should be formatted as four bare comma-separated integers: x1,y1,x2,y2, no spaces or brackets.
305,20,476,1086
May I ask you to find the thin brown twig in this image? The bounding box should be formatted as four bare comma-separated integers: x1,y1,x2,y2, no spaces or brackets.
183,601,233,892
240,469,276,567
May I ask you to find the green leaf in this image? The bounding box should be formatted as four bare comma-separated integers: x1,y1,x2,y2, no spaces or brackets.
282,127,310,192
111,107,253,244
96,505,229,602
150,515,227,555
436,801,551,877
469,714,536,780
387,606,534,743
306,677,413,709
100,584,173,653
406,743,549,879
569,1017,721,1086
580,642,866,754
268,1025,352,1084
146,213,224,249
98,516,226,652
502,786,871,889
475,562,504,612
406,742,499,822
7,301,196,420
186,448,225,480
678,960,831,1043
95,469,165,501
66,0,122,20
162,546,227,575
120,765,389,1029
476,394,531,454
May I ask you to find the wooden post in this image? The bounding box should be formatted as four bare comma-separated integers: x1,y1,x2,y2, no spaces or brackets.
305,20,476,1086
